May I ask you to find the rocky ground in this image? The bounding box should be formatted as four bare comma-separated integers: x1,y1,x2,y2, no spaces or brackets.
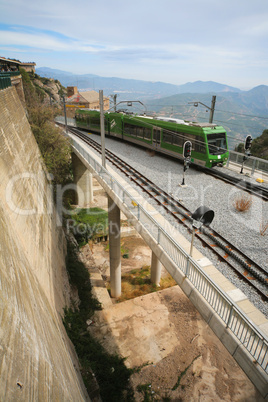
81,238,264,402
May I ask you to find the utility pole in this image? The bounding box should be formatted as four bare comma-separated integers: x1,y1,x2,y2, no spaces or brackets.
113,94,117,112
188,95,217,124
209,95,216,124
99,90,106,168
62,96,68,134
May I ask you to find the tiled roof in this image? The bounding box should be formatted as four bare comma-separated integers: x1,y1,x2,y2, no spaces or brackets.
79,90,109,103
66,93,88,104
67,90,109,104
79,90,99,103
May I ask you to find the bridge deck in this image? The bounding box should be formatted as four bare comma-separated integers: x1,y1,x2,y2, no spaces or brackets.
69,132,268,398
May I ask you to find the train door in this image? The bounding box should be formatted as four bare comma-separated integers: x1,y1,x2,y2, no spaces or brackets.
153,127,161,149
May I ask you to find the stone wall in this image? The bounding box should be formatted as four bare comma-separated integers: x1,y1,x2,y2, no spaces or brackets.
0,87,88,400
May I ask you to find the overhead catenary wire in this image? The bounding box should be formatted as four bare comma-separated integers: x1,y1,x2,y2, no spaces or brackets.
215,109,268,120
145,103,268,121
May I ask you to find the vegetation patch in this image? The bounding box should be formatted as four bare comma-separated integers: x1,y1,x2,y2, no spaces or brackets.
260,220,268,236
137,383,155,401
64,242,134,401
116,266,177,302
69,207,108,246
232,193,252,212
20,68,72,188
172,355,201,391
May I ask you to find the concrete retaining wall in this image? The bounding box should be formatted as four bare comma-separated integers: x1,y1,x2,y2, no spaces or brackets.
0,87,88,400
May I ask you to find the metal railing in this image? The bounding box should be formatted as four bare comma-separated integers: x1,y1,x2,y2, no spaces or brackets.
0,71,21,90
227,150,268,175
70,135,268,375
55,116,76,127
0,75,11,90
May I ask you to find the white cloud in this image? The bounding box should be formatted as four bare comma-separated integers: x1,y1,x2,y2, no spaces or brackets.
0,30,106,52
0,0,268,87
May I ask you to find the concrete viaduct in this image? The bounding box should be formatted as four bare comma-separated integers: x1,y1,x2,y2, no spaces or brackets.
69,131,268,398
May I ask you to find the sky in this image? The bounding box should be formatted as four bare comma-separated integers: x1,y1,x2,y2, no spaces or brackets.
1,0,268,90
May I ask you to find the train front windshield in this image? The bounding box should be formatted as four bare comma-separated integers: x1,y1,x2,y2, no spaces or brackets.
207,133,227,155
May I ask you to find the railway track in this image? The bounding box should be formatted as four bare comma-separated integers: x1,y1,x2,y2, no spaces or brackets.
69,127,268,300
200,166,268,202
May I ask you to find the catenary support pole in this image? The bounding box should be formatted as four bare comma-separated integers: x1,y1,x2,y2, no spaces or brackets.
108,196,121,298
62,96,68,134
209,95,216,124
99,90,106,168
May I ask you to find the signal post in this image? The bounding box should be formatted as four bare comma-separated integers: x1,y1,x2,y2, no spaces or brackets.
181,141,192,186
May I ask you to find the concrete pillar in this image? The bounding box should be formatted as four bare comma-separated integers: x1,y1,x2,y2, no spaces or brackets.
151,251,162,286
108,196,121,298
72,153,93,207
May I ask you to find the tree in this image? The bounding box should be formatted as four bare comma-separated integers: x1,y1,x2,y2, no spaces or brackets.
235,129,268,160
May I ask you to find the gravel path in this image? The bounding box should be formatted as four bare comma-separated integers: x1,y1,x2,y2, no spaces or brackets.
87,133,268,317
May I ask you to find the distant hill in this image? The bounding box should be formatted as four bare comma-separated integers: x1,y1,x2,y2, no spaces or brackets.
175,80,241,94
223,85,268,115
36,67,241,101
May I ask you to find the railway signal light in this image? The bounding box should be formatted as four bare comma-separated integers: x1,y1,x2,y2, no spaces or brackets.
181,141,192,186
183,141,192,158
240,135,252,174
245,135,252,151
192,206,215,226
190,206,214,257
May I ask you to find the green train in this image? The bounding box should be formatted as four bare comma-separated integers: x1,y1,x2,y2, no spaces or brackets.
75,109,229,168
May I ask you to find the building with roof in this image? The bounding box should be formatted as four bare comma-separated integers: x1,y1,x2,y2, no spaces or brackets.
0,57,35,73
66,87,109,115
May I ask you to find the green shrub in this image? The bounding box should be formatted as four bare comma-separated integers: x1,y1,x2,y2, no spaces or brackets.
21,69,72,187
70,208,108,246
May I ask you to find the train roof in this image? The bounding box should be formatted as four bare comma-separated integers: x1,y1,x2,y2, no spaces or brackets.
75,109,224,130
155,116,187,125
136,114,219,128
188,122,217,128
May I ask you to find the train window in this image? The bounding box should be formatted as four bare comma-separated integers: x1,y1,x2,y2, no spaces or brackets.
173,134,184,147
91,117,100,127
136,126,144,139
207,133,227,155
163,131,173,144
144,127,152,140
124,123,137,136
194,138,206,154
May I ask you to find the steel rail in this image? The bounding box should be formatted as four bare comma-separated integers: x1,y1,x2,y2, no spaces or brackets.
69,127,268,300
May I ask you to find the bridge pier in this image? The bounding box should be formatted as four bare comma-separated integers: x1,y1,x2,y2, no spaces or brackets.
150,251,162,286
108,196,121,298
72,153,93,206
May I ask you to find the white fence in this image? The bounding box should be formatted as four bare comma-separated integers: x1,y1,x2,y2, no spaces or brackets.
227,150,268,175
71,135,268,375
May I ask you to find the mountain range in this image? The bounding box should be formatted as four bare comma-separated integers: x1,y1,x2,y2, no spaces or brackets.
36,67,268,148
36,67,242,99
